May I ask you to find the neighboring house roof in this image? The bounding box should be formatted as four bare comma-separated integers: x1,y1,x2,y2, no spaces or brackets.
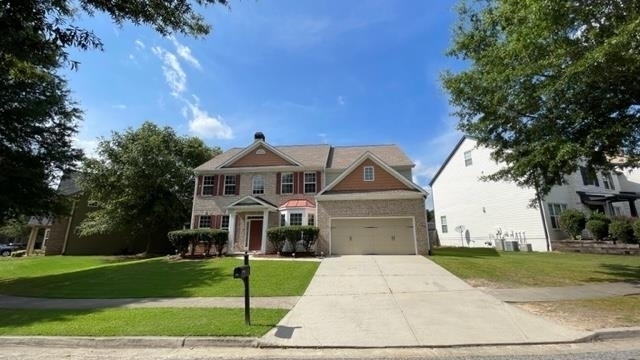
428,136,471,187
328,145,414,169
194,141,413,172
279,198,316,210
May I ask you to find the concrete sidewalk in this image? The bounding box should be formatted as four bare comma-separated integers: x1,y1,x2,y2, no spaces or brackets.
259,256,591,348
485,281,640,302
0,295,298,309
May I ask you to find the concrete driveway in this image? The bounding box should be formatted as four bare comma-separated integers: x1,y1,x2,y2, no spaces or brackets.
259,255,590,347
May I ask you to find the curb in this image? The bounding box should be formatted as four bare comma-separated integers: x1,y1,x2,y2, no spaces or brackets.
591,327,640,341
0,336,257,348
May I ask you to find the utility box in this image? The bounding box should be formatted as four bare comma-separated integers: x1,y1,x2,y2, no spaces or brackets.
504,241,520,252
233,265,250,279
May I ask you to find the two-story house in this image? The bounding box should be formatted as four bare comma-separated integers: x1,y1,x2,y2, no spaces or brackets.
191,132,429,255
430,136,640,251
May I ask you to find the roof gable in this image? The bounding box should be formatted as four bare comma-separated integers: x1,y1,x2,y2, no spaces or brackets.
319,152,428,196
227,195,278,210
428,136,473,186
220,141,302,168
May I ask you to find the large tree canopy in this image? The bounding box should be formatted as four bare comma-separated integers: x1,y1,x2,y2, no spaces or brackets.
78,122,219,253
442,0,640,197
0,0,228,222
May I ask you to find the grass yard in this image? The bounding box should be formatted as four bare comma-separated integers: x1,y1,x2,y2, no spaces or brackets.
0,256,319,298
430,247,640,288
0,308,287,336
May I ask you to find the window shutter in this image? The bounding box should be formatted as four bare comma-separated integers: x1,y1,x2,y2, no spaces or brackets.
193,215,200,229
211,215,217,228
197,176,203,196
316,171,322,192
217,175,224,196
212,175,218,196
276,173,281,194
235,174,241,195
298,172,304,194
293,172,299,194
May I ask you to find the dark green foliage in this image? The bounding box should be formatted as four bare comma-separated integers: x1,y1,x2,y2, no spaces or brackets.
266,227,287,254
586,220,609,241
0,0,229,222
589,211,611,224
609,217,636,244
79,122,219,254
0,216,30,244
558,209,586,240
167,229,228,257
442,0,640,198
267,226,319,254
633,219,640,241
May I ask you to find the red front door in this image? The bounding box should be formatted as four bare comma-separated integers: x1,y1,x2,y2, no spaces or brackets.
248,220,263,251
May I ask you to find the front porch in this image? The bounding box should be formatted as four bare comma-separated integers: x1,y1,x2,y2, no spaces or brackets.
226,196,279,254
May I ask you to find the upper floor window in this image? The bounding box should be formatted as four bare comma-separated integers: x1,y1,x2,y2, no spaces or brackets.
547,203,567,229
221,215,230,229
224,175,236,195
281,173,294,194
440,216,448,233
307,214,315,226
304,172,316,193
290,213,303,226
464,150,472,166
199,216,211,228
252,175,264,195
602,173,615,190
363,166,375,181
579,166,599,187
202,176,216,195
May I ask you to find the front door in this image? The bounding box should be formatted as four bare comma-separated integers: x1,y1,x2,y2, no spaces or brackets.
248,220,263,251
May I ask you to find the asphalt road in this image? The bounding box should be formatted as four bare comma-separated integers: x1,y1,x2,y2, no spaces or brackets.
0,339,638,360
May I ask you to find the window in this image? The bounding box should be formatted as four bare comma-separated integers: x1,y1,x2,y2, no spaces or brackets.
281,173,294,194
290,213,303,226
252,175,264,195
304,172,317,193
307,214,315,226
464,150,472,166
579,166,599,187
280,214,286,226
547,203,567,229
613,206,622,216
363,166,374,181
198,216,211,228
440,216,448,233
221,215,229,229
603,173,615,190
202,176,215,195
224,175,236,195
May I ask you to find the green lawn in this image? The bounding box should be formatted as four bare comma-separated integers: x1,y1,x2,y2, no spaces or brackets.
0,256,319,298
430,247,640,288
0,308,287,336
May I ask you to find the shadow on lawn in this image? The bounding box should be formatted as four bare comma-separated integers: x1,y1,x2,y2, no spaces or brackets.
431,247,501,258
0,258,234,299
592,263,640,283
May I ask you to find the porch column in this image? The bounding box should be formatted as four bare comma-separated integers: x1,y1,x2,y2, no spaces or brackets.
228,211,236,253
26,227,38,256
261,210,269,254
629,200,638,217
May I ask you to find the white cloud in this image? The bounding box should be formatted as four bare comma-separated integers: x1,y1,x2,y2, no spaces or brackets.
169,36,201,70
337,96,345,106
412,159,441,186
151,46,187,98
186,102,233,140
111,104,127,110
134,39,145,50
73,137,99,159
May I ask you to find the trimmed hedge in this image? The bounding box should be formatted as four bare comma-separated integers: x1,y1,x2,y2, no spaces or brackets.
558,209,585,240
609,217,636,244
167,229,229,257
586,211,611,241
266,226,319,254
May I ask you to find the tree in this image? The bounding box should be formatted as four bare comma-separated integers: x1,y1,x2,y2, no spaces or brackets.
78,122,219,254
0,0,229,222
442,0,640,198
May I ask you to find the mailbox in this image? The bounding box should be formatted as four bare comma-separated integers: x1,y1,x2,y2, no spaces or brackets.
233,265,250,279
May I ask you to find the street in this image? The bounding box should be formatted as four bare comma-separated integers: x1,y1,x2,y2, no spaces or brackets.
0,338,638,360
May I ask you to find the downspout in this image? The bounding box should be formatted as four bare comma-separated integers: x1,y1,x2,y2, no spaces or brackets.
61,199,77,255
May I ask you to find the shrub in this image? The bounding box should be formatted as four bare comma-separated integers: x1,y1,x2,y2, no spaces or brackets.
167,229,228,257
586,220,608,240
266,227,286,254
268,226,320,254
609,217,636,244
167,229,196,256
589,211,611,224
633,219,640,241
195,229,229,257
558,209,585,240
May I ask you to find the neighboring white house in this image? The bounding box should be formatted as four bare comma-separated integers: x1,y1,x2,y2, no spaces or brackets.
429,136,640,252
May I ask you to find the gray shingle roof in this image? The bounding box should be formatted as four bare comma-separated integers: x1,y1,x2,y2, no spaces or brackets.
328,145,414,169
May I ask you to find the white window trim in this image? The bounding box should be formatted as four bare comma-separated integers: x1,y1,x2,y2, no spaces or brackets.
289,212,303,226
224,175,236,196
304,172,316,194
199,216,211,228
221,215,230,229
202,176,215,196
307,213,315,226
281,172,294,194
252,175,264,195
363,166,375,182
464,150,472,167
440,215,448,233
547,203,567,229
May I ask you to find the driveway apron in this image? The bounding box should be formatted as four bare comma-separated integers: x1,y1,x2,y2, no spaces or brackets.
259,255,590,347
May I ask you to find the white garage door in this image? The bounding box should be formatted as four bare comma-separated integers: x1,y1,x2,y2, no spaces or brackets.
330,218,415,255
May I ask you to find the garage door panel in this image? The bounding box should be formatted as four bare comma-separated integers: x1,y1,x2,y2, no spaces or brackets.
331,218,415,255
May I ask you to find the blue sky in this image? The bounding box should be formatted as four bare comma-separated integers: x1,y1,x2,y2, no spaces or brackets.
65,0,465,206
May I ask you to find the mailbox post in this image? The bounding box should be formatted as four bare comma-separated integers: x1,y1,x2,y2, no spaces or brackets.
233,251,251,325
